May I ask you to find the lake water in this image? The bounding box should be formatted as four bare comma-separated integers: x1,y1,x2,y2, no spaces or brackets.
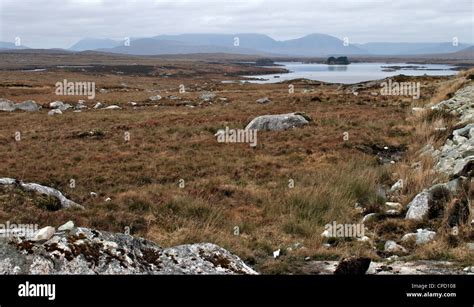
244,62,457,84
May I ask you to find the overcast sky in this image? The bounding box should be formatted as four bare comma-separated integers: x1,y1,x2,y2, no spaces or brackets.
0,0,472,49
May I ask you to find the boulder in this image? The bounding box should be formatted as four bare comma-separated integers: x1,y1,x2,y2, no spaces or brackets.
0,227,257,275
0,98,16,112
31,226,56,242
362,213,377,223
245,112,311,131
385,202,402,211
334,257,371,275
149,95,162,101
390,179,404,192
0,177,83,210
404,178,460,221
93,102,105,109
402,229,436,245
384,240,407,253
103,105,122,110
48,109,62,116
50,101,72,111
58,221,75,232
14,100,40,112
200,92,216,101
405,191,431,220
256,97,271,104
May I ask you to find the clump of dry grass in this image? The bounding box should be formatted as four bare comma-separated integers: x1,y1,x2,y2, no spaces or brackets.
428,78,469,105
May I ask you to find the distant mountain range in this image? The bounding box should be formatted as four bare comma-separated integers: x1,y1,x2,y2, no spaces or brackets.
0,41,30,49
2,33,473,57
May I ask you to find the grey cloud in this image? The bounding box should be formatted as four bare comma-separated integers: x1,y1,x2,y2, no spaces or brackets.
0,0,472,48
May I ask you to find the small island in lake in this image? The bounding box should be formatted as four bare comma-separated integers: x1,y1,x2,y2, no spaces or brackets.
326,56,350,65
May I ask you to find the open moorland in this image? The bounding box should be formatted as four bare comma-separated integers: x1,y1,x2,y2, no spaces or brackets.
0,51,472,273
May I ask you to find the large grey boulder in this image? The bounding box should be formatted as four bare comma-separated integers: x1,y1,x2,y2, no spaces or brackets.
402,229,436,245
405,191,431,220
200,92,216,102
15,100,40,112
0,98,16,112
0,99,40,112
405,177,465,220
0,227,257,275
50,101,72,111
245,112,311,131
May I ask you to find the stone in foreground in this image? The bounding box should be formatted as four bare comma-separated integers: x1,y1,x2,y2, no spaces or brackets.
334,257,371,275
0,227,257,275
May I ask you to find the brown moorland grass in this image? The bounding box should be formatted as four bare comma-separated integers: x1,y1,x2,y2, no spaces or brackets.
0,60,472,272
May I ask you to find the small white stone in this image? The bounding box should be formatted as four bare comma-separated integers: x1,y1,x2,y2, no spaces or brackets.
390,180,404,192
103,105,121,110
357,236,370,242
385,202,402,210
273,249,280,258
362,213,377,223
58,221,74,232
31,226,55,242
93,102,104,109
48,109,62,116
105,197,112,202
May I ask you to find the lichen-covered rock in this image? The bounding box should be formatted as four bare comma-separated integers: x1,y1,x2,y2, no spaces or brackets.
0,227,257,275
430,84,474,123
31,226,56,242
245,112,311,131
0,177,83,209
0,99,40,112
15,100,40,112
50,101,72,111
384,240,407,253
405,177,466,220
200,92,216,101
402,229,436,245
432,85,474,177
0,98,16,112
405,191,431,220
